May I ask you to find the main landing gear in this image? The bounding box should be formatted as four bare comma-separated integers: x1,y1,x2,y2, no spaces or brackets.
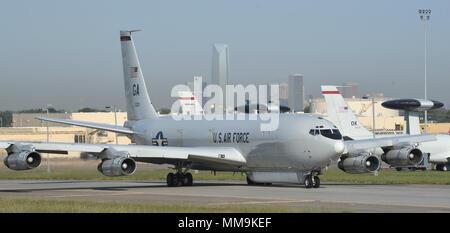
436,164,449,171
304,174,320,189
166,172,193,187
166,161,193,187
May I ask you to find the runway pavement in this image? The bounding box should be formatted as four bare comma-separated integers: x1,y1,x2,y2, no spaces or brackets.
0,179,449,212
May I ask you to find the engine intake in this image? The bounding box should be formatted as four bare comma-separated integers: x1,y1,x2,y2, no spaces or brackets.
381,146,423,167
338,154,380,174
4,151,42,170
98,157,136,176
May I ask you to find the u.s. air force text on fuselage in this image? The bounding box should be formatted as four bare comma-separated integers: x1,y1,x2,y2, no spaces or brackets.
212,132,250,144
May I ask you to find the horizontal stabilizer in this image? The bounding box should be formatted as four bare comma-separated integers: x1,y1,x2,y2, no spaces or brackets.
35,116,135,134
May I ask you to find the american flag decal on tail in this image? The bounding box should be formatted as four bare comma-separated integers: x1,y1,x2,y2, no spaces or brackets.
130,67,138,78
339,106,348,113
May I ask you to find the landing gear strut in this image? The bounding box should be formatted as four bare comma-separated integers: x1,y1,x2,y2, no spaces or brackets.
166,161,194,187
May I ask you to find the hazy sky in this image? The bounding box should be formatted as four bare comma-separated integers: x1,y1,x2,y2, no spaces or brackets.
1,0,449,112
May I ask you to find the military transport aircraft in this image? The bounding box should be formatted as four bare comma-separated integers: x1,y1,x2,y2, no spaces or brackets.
0,31,436,188
321,85,449,172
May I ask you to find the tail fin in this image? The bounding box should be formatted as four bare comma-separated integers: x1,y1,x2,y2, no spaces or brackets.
178,91,204,115
321,86,372,140
120,30,159,121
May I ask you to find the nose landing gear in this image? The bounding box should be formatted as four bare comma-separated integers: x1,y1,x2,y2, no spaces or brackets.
304,173,321,189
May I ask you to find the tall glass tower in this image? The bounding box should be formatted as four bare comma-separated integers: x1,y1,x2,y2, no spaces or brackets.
288,74,304,112
211,44,230,92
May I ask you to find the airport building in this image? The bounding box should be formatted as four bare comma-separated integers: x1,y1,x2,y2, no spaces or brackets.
1,112,132,158
310,97,404,133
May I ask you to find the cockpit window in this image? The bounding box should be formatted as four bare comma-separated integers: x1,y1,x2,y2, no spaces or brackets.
309,129,320,136
320,129,342,140
309,129,318,136
310,128,342,139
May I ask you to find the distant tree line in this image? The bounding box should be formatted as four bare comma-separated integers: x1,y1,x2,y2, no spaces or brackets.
0,111,12,127
18,107,64,114
158,108,171,114
420,108,450,123
77,107,107,113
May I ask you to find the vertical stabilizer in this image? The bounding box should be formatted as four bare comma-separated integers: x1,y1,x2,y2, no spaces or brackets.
321,86,372,140
120,30,159,121
178,91,204,115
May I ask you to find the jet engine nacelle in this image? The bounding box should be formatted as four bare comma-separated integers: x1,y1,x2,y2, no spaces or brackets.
4,151,42,170
338,154,380,174
97,157,136,177
381,146,423,167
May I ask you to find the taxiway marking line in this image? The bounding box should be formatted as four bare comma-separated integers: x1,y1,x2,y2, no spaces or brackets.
314,199,450,210
208,200,316,206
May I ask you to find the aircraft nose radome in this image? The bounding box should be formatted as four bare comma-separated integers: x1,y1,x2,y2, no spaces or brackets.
334,141,345,154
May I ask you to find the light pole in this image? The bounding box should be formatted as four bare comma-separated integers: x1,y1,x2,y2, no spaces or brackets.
43,104,52,173
372,97,376,139
106,106,118,144
419,9,431,134
363,95,376,138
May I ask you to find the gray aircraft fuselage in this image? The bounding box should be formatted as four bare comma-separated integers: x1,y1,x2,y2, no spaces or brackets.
129,113,344,172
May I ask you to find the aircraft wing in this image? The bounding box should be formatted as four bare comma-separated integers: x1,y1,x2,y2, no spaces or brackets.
114,145,247,168
344,134,437,153
35,116,135,134
0,141,247,169
0,141,105,154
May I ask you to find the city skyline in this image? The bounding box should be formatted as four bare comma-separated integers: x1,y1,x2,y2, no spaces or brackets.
1,0,450,111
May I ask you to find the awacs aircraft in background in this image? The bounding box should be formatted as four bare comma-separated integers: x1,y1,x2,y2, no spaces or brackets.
0,31,437,189
321,85,449,172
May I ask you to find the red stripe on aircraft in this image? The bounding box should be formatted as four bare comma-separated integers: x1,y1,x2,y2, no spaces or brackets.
179,97,195,100
322,91,340,94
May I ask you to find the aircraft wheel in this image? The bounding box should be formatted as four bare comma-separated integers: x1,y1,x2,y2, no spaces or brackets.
166,173,175,187
304,175,313,189
313,176,320,188
184,173,193,186
175,172,184,186
246,176,255,185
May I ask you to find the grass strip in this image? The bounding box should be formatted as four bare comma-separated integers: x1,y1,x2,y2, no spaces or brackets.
0,169,448,185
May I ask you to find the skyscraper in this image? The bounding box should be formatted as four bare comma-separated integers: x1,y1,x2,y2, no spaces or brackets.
211,44,229,92
278,82,289,107
288,74,304,112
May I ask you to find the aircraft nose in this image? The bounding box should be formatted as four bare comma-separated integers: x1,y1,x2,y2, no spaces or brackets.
334,141,345,154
